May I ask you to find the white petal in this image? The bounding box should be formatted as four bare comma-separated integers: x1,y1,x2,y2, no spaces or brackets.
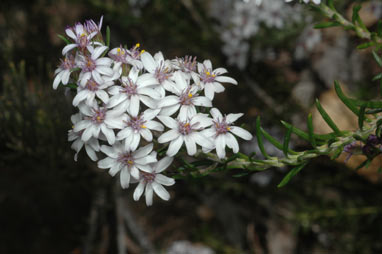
72,90,88,106
194,133,214,149
53,73,62,89
193,96,212,107
96,66,114,76
120,167,130,189
140,128,153,141
101,125,115,145
145,184,154,206
230,126,253,140
159,104,180,116
157,115,178,129
107,93,126,108
82,125,95,142
226,132,239,153
155,174,175,186
100,145,118,158
166,136,183,157
154,156,174,173
152,182,170,201
145,120,164,131
184,135,197,156
173,71,188,91
133,143,153,158
133,181,146,201
73,120,91,132
98,157,116,169
117,128,132,140
65,28,76,40
139,95,157,109
85,145,98,161
141,52,157,73
130,165,140,179
61,70,71,84
204,83,215,100
158,129,179,143
129,95,140,117
215,76,237,85
158,96,179,108
92,46,108,59
216,135,226,159
210,108,223,122
139,88,161,100
135,163,153,173
62,44,77,55
109,162,121,176
142,108,160,121
226,113,243,124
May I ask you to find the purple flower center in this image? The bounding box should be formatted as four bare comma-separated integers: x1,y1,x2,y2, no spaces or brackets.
121,78,138,98
128,43,142,60
179,88,194,106
126,116,147,132
176,56,197,73
82,57,96,72
60,56,76,70
91,108,106,124
200,69,216,83
155,62,172,84
85,79,99,91
214,118,231,135
78,33,89,49
178,121,194,136
118,152,134,167
110,47,128,63
141,172,156,183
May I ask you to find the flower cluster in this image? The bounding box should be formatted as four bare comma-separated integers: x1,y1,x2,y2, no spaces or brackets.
54,17,253,206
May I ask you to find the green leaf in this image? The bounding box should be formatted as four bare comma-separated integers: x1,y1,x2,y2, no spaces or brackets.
372,73,382,81
358,105,366,130
327,0,335,10
366,108,382,114
372,50,382,67
357,42,374,49
260,126,298,155
355,159,370,171
280,121,335,142
315,99,341,134
307,113,316,148
277,163,307,188
57,34,71,45
314,21,341,29
283,126,292,158
256,117,270,159
65,83,78,89
352,5,362,23
232,172,249,178
330,146,343,160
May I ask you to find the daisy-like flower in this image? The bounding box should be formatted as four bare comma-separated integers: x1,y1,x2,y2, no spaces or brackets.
141,51,176,97
108,46,129,78
72,78,113,107
196,60,238,100
202,108,253,159
84,16,103,35
158,71,212,120
133,156,175,206
107,68,160,116
62,22,98,55
117,108,164,151
97,143,157,188
53,54,76,89
171,55,199,82
78,46,114,85
74,102,123,145
157,113,214,157
68,113,100,161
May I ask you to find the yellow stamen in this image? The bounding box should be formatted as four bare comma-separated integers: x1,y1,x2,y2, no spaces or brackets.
140,49,145,54
72,125,75,129
141,124,147,129
80,32,86,37
188,93,193,98
212,74,216,77
87,60,92,67
96,116,101,121
135,43,140,48
206,71,211,76
127,160,134,165
227,127,231,131
185,123,190,127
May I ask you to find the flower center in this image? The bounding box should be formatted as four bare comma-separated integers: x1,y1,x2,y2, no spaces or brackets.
78,33,89,48
129,43,144,60
118,152,135,167
201,69,216,83
110,47,128,63
61,56,75,70
126,116,147,132
85,79,99,91
176,56,197,73
121,78,138,98
91,108,106,124
178,121,193,135
155,62,172,83
141,171,155,183
179,88,194,106
214,119,231,135
82,57,96,72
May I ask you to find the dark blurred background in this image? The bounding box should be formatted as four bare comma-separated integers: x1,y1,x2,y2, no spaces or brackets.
1,0,382,253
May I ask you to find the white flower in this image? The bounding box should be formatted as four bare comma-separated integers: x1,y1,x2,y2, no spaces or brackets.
171,55,199,82
72,78,113,106
157,113,214,157
133,156,175,206
107,68,160,116
125,43,144,70
68,113,100,161
97,143,157,188
202,108,253,158
74,103,123,145
62,22,98,55
196,60,238,100
78,46,114,85
117,108,164,151
141,51,176,97
158,71,211,119
53,54,76,89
